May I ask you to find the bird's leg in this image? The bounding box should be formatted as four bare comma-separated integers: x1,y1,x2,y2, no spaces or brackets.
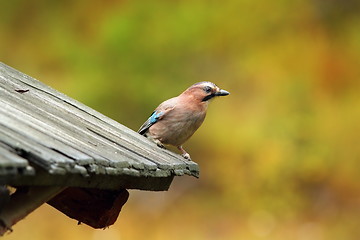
177,146,191,160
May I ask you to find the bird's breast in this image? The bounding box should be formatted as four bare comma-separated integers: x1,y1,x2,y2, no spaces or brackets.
148,107,206,146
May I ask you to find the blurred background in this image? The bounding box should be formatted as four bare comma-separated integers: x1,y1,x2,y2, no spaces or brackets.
1,0,360,239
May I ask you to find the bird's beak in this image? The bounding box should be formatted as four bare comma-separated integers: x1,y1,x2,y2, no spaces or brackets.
215,89,230,96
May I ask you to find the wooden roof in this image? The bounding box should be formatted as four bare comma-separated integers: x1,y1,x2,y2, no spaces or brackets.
0,62,199,191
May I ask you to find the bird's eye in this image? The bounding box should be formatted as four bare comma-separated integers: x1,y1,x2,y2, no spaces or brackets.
204,86,212,93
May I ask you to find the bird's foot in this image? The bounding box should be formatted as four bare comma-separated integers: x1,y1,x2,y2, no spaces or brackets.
154,139,165,148
181,153,191,160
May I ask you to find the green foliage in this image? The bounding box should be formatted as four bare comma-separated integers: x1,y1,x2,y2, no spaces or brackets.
1,0,360,239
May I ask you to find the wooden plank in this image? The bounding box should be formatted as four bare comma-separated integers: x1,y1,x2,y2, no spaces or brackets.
0,96,124,167
0,105,91,165
0,126,78,173
0,143,29,168
8,171,175,191
0,121,177,182
0,110,175,180
0,143,34,178
0,83,139,169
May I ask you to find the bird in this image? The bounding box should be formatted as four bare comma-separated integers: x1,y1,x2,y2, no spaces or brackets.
138,81,229,160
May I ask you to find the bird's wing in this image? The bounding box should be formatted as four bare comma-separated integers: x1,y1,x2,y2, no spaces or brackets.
138,110,163,135
138,97,177,135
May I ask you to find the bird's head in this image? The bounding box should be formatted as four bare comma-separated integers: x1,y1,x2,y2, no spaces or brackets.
182,81,230,102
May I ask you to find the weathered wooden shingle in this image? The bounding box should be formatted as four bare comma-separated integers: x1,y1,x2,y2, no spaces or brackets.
0,62,199,191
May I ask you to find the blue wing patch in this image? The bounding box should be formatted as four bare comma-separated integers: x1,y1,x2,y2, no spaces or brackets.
149,111,163,124
138,110,163,135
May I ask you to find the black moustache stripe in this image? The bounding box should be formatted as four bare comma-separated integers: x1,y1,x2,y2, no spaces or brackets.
202,94,215,101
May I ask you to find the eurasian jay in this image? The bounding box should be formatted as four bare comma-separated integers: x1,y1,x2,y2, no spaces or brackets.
138,81,229,160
